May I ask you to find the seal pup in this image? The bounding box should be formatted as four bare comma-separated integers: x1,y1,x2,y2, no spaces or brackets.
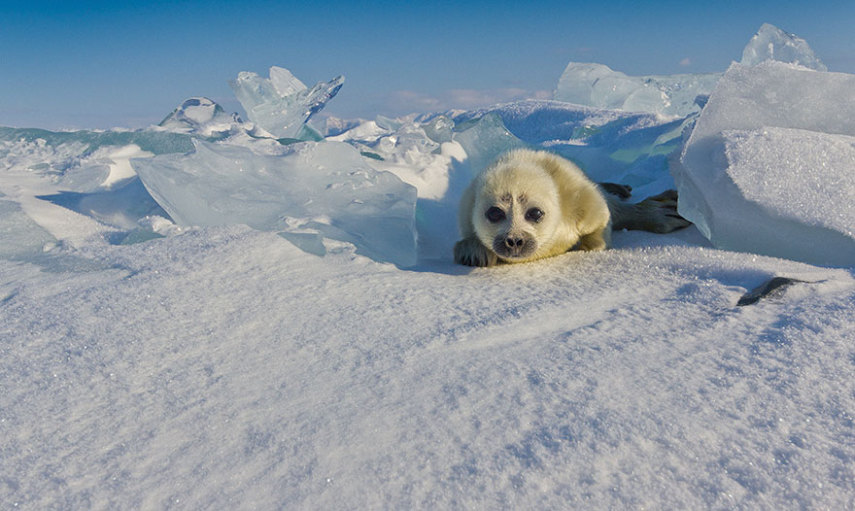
454,149,689,266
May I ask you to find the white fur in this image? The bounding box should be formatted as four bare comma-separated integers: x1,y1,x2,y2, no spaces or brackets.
455,149,611,266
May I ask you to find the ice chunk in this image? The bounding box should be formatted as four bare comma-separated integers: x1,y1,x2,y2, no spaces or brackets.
685,62,855,139
329,116,463,200
452,113,527,175
0,127,191,194
741,23,826,71
158,97,242,138
554,24,824,117
132,140,418,267
554,62,720,117
0,198,57,260
675,61,855,266
0,127,194,163
421,115,454,144
229,66,344,140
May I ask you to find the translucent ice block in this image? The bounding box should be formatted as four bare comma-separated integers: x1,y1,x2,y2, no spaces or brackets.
158,97,242,139
132,140,418,266
741,23,827,71
229,66,344,140
675,61,855,266
554,24,824,117
452,113,527,176
554,62,720,117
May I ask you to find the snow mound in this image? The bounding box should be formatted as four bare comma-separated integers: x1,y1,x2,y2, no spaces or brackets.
675,61,855,266
132,140,418,267
1,225,853,509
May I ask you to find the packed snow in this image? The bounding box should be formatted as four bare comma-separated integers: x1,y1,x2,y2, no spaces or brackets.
1,24,854,509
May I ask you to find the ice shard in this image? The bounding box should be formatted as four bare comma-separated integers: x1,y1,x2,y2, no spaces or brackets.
0,198,57,260
452,113,527,175
554,24,825,117
554,63,720,117
132,140,418,267
229,66,344,140
158,97,242,139
674,61,855,267
741,23,827,71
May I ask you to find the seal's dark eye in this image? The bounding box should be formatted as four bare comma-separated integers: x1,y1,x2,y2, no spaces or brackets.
485,206,506,223
525,208,544,223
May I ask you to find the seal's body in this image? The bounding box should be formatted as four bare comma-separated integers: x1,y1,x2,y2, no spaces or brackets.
454,149,689,267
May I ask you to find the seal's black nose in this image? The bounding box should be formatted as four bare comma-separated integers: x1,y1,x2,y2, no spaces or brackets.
504,237,524,249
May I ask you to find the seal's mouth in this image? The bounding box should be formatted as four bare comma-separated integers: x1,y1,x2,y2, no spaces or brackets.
492,233,537,260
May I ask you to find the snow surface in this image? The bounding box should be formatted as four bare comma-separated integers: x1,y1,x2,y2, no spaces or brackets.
2,23,855,509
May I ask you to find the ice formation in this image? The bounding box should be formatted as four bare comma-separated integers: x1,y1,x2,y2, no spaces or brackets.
741,23,827,71
675,61,855,267
554,63,720,117
452,101,687,198
451,113,528,176
0,198,57,260
158,97,242,139
329,115,464,201
132,140,418,267
0,127,194,162
229,66,343,140
554,24,825,117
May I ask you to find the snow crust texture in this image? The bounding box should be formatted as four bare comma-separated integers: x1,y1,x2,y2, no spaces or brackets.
1,228,853,509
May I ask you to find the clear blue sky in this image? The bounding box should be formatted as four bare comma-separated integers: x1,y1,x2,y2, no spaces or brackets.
2,0,853,130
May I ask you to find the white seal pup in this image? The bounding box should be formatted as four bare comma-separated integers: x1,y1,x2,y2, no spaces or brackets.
454,149,689,267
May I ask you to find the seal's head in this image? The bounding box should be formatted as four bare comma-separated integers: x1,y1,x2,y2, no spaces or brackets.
471,160,563,263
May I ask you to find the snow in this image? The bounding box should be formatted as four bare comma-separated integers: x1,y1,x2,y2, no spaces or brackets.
2,227,854,509
2,23,855,509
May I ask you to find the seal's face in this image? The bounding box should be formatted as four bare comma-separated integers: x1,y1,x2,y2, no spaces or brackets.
472,163,562,263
